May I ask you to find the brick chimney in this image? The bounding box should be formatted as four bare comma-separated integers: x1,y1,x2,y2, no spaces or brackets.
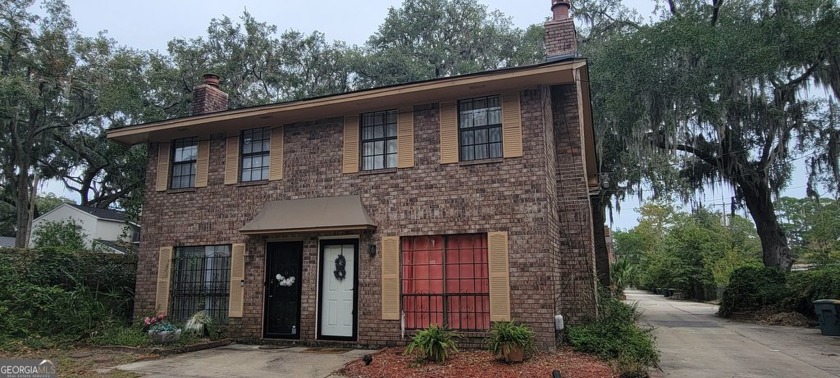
191,73,229,115
545,0,577,60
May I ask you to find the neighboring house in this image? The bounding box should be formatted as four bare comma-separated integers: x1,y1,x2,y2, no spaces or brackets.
108,2,608,350
29,203,139,254
0,236,14,248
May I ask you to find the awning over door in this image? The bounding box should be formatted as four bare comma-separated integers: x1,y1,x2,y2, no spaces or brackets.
239,195,376,235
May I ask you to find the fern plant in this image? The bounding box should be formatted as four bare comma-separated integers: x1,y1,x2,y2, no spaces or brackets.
486,321,536,362
184,310,214,337
404,324,459,363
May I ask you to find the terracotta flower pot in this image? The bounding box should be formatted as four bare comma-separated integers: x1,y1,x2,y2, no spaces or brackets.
505,345,525,363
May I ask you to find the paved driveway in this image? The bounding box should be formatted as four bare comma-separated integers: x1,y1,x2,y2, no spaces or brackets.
627,290,840,377
110,344,374,378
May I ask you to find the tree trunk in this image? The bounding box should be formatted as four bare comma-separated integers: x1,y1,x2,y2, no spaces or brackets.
739,176,793,271
14,170,31,249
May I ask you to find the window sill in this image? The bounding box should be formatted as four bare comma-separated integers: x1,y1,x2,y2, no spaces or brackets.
458,158,504,167
237,180,270,187
166,188,196,194
359,168,397,176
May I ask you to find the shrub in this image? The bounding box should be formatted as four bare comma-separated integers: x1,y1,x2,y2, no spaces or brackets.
782,266,840,317
185,311,218,337
0,248,136,342
719,267,787,318
485,321,536,362
567,296,658,376
405,324,459,363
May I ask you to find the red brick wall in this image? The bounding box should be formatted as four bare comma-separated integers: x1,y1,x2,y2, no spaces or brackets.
135,86,595,350
550,85,598,323
544,19,577,58
191,84,229,115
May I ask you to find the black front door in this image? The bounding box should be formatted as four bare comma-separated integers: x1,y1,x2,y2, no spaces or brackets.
264,242,303,338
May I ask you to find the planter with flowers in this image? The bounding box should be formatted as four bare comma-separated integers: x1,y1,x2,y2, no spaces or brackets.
144,313,182,344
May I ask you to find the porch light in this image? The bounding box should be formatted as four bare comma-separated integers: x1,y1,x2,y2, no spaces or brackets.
368,243,377,257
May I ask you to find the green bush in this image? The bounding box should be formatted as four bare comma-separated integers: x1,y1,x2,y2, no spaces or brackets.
719,267,787,318
782,266,840,317
0,248,136,342
405,324,459,363
485,321,536,362
567,296,658,376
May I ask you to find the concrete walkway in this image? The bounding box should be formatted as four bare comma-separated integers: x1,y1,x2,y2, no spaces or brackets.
626,289,840,377
109,344,374,378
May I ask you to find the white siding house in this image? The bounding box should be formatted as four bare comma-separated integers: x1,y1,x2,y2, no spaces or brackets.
29,204,139,253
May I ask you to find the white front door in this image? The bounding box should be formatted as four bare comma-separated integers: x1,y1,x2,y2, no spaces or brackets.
320,242,356,339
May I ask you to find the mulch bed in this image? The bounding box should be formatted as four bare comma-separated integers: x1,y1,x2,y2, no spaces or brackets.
339,347,616,378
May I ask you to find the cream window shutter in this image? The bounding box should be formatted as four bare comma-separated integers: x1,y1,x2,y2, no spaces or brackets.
224,136,239,185
269,127,284,180
229,243,246,318
439,101,459,164
397,107,415,168
194,140,210,187
381,236,400,320
502,91,523,158
343,116,360,173
488,232,511,321
155,247,173,314
155,142,171,192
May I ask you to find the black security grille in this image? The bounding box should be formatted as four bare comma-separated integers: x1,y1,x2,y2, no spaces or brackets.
170,246,231,323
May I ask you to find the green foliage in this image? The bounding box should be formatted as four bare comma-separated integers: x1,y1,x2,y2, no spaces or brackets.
32,219,87,251
781,266,840,317
582,0,840,271
618,205,761,299
0,248,136,340
567,295,658,376
358,0,542,87
610,258,635,295
405,324,459,363
777,197,840,265
184,311,217,337
719,267,788,317
485,321,536,361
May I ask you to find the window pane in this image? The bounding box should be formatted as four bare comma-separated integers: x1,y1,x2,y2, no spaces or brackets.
387,124,397,138
374,141,384,154
387,111,397,124
488,108,501,125
243,157,252,169
475,129,488,144
387,139,398,154
374,157,384,170
489,127,502,142
475,145,488,160
362,126,374,140
363,142,374,156
462,130,474,146
461,146,474,161
490,142,502,158
260,167,269,180
363,156,374,171
374,125,384,139
387,153,397,168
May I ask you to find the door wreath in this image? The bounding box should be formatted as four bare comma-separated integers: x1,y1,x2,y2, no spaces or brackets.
334,254,347,281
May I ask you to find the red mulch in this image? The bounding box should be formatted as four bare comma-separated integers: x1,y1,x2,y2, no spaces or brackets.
339,347,616,378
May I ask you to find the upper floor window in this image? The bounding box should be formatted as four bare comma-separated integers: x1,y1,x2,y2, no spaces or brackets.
170,137,198,189
361,110,398,170
241,127,270,182
458,96,502,161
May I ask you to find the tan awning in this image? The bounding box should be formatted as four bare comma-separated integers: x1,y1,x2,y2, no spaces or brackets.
239,195,376,235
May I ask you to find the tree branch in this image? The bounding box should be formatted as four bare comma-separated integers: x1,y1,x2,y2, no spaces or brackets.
711,0,723,26
667,0,680,17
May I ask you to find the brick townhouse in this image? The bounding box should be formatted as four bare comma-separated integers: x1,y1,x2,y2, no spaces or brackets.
108,1,607,350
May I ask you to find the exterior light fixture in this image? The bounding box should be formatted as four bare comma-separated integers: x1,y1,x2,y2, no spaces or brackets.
368,244,377,257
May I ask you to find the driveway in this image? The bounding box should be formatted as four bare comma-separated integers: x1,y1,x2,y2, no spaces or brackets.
627,290,840,377
109,344,374,378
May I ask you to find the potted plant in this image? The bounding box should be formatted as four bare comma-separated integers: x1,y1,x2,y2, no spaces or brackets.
144,313,181,343
486,321,536,363
184,310,215,337
404,324,459,363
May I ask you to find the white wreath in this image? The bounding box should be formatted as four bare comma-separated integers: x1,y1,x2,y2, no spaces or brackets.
275,273,296,287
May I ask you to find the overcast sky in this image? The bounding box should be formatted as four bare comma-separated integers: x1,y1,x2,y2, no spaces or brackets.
37,0,807,229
